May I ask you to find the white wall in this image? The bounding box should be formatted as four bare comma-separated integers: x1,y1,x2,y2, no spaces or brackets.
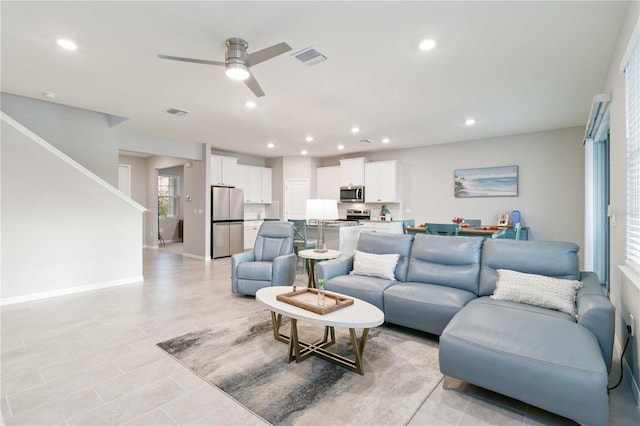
1,114,145,303
602,2,640,402
324,126,585,248
1,93,118,186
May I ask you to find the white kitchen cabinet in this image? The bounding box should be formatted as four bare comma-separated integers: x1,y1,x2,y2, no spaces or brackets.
235,165,272,204
359,220,403,234
339,157,367,186
244,220,263,249
261,167,272,204
317,166,340,200
211,155,237,186
235,164,249,193
365,160,400,203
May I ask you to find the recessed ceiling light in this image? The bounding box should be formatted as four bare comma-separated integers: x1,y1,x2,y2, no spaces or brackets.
305,135,313,142
419,39,436,51
382,137,390,144
56,38,77,50
245,101,256,109
350,127,360,134
301,150,308,155
465,118,476,126
338,145,345,150
267,143,274,148
43,92,56,99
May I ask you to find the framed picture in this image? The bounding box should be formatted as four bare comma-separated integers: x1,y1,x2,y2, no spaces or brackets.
454,165,518,198
498,212,510,226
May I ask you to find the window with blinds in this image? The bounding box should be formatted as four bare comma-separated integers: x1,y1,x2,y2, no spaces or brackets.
626,36,640,271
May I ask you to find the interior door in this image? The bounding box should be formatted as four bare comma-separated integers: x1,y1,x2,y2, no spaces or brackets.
285,179,309,220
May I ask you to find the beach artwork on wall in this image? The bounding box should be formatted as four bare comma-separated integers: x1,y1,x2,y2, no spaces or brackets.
454,165,518,198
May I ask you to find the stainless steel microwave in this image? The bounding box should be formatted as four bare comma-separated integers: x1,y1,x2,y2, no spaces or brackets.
340,186,365,203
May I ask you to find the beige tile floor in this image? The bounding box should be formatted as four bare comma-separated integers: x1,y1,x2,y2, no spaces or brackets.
1,246,638,425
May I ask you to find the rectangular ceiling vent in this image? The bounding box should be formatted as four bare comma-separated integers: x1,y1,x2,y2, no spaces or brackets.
292,47,327,66
165,108,188,116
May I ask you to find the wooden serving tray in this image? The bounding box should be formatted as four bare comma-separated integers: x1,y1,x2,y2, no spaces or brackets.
276,288,354,315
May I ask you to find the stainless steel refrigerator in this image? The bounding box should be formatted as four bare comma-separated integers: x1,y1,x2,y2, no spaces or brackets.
211,186,244,259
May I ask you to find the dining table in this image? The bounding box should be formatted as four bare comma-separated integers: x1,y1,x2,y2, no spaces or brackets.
405,226,507,239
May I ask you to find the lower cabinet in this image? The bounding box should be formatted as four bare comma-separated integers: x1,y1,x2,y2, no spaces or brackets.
359,221,403,234
244,221,263,249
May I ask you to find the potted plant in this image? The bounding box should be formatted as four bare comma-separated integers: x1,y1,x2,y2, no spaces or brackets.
380,205,391,220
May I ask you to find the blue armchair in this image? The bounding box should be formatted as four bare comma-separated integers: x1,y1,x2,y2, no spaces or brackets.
232,221,297,296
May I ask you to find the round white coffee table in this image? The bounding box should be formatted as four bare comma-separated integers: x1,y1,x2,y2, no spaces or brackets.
256,286,384,375
298,248,340,288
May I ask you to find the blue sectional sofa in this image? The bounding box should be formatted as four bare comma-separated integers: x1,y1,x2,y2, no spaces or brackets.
316,233,615,425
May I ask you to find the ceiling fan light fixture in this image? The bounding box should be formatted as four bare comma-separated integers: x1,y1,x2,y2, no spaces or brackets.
226,63,250,80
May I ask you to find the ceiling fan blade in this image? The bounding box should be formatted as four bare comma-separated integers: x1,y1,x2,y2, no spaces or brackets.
244,72,265,97
246,42,292,67
157,54,225,67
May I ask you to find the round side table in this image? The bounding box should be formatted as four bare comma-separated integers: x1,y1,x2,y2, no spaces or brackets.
297,249,341,288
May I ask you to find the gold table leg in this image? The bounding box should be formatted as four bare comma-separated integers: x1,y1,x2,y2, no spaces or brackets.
268,311,371,375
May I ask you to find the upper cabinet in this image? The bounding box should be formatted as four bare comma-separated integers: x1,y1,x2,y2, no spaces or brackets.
365,160,400,203
260,167,272,204
317,166,340,200
236,164,272,204
339,157,367,186
211,155,237,186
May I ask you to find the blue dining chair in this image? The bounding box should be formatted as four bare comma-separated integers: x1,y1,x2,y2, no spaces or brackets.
425,223,459,236
514,222,522,240
289,219,318,273
402,219,416,234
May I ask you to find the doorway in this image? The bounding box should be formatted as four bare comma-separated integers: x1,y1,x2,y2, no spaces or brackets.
285,179,309,220
158,165,184,254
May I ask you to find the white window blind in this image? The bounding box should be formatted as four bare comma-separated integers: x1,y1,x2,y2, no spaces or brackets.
626,35,640,271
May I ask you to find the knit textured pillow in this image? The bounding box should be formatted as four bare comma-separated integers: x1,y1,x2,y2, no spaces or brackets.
491,269,583,317
350,250,400,281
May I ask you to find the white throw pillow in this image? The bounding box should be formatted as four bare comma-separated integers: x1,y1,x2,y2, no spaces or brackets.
491,269,583,317
350,250,400,281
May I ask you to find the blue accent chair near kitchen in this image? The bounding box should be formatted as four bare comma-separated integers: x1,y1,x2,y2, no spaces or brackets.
425,223,460,236
289,219,318,273
231,221,297,296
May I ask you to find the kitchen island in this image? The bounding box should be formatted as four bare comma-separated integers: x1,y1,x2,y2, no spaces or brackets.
306,222,360,256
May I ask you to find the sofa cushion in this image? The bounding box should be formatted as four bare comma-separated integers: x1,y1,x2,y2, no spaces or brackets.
492,269,582,317
324,274,395,311
355,233,414,282
384,282,476,335
406,234,483,294
350,250,400,280
439,298,609,425
479,239,580,297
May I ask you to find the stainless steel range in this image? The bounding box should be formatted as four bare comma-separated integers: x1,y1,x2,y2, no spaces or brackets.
346,209,371,221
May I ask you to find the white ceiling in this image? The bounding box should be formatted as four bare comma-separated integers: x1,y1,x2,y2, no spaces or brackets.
0,1,629,158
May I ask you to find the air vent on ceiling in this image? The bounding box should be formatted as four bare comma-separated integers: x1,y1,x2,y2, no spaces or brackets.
292,47,327,66
165,108,188,116
360,139,373,144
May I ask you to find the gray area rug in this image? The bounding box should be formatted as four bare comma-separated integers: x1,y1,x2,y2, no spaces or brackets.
157,311,443,425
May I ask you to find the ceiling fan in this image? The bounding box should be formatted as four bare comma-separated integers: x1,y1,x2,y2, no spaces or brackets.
158,37,292,97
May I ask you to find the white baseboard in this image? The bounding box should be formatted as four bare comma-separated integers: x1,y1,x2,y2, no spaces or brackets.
0,276,144,306
182,252,210,261
615,336,640,409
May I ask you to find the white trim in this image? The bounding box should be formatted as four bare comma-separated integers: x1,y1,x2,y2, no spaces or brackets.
182,252,210,261
620,264,640,291
620,17,640,73
615,337,640,407
0,276,144,306
1,112,147,213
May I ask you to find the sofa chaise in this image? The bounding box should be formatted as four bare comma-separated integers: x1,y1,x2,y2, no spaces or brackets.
316,233,615,425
